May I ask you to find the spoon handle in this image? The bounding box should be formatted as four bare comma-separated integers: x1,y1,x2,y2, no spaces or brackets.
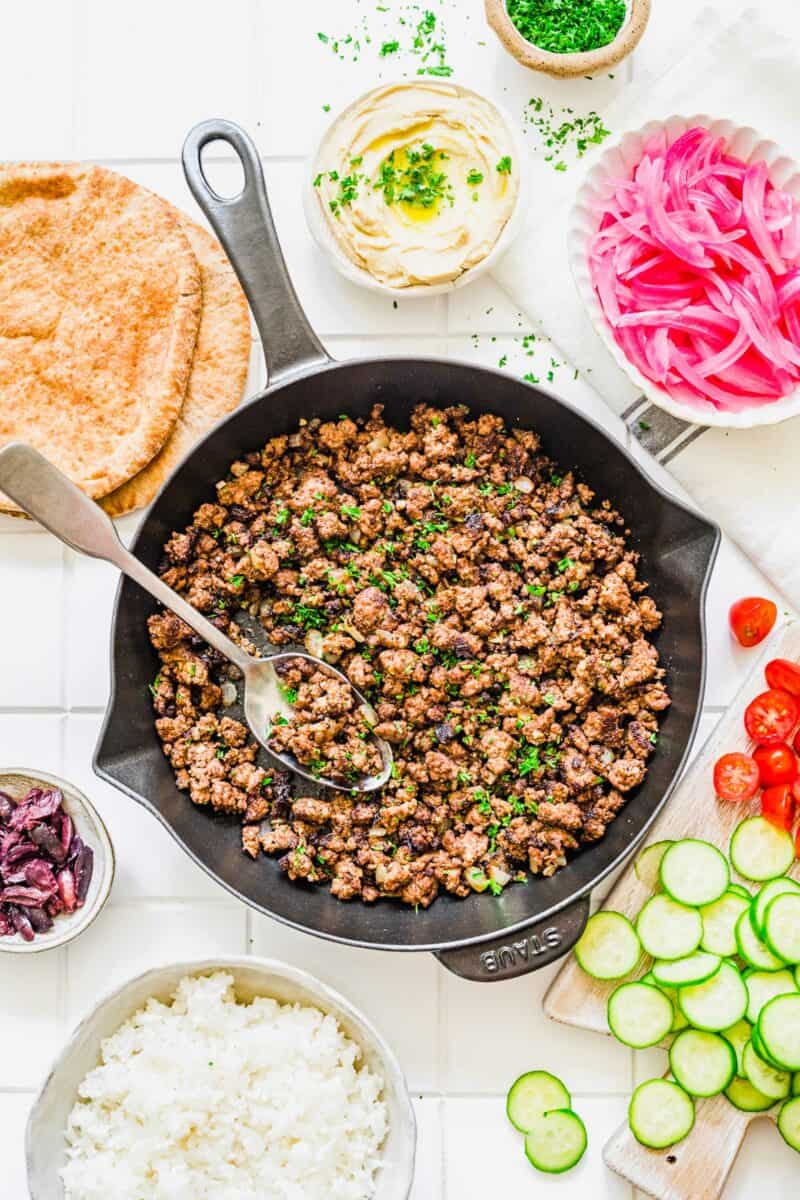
0,443,256,676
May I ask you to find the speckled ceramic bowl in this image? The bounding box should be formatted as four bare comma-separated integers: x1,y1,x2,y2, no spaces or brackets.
26,956,416,1200
569,113,800,429
304,78,528,297
0,768,114,954
485,0,651,78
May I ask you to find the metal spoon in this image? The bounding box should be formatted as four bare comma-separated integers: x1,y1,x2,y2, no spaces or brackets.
0,443,393,792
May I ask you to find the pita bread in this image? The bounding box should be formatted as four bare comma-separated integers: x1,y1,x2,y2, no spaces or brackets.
0,163,201,503
100,215,251,517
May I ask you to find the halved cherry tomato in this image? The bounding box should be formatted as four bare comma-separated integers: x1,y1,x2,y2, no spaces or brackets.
744,689,800,745
713,752,760,801
729,597,777,647
765,658,800,697
753,742,798,787
792,777,800,809
761,783,796,831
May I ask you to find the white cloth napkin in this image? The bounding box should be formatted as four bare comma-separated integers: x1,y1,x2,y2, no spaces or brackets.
493,8,800,609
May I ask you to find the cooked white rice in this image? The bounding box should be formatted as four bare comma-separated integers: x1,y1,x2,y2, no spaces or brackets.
61,971,388,1200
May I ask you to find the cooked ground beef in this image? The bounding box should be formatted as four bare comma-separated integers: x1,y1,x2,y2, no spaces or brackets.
149,404,669,908
268,656,384,785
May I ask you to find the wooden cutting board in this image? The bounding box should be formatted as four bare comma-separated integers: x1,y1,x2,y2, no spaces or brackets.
544,623,800,1200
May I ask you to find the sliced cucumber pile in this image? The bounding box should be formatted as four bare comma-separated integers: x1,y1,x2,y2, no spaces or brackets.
572,825,800,1151
506,1071,587,1175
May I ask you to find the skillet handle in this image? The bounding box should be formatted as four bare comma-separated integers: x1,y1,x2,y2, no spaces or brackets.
182,119,330,388
434,895,590,982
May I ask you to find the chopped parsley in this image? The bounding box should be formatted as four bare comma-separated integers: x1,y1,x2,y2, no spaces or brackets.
496,155,513,174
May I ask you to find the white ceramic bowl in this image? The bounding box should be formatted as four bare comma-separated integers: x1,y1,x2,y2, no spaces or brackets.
26,956,416,1200
304,79,528,297
568,113,800,429
0,768,114,954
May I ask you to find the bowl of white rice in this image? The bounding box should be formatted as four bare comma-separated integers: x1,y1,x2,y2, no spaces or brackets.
26,957,415,1200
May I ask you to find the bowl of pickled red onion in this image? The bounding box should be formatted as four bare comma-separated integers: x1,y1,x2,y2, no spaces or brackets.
568,115,800,428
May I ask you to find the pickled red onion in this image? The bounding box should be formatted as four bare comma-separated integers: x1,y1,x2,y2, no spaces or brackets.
588,127,800,413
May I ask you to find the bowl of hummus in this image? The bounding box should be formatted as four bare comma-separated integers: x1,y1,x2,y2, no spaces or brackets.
305,81,526,294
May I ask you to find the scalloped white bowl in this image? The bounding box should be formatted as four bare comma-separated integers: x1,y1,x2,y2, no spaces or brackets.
304,79,529,297
26,956,416,1199
568,114,800,430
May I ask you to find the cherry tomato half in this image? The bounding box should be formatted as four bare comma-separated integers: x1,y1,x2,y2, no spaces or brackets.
729,597,778,647
761,783,796,831
713,752,760,801
765,658,800,697
744,689,800,746
753,742,798,787
792,777,800,809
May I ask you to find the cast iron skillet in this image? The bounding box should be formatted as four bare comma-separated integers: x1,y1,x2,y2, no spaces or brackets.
95,119,720,981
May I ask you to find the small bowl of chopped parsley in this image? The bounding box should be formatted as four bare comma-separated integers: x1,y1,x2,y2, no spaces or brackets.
485,0,650,78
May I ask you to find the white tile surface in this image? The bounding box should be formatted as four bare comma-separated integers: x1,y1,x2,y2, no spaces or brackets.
0,537,65,708
0,952,65,1089
251,912,442,1092
0,1093,34,1200
75,0,254,159
442,964,632,1095
65,901,246,1025
2,0,799,1196
444,1095,632,1199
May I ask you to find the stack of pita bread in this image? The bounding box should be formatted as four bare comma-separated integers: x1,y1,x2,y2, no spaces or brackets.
0,162,251,517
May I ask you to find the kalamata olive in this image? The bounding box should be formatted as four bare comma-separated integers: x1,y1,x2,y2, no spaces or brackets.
0,791,15,823
73,846,94,904
8,906,34,941
66,834,84,865
25,906,53,934
30,823,67,864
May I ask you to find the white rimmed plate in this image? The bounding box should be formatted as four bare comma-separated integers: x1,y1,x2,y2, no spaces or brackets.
568,114,800,429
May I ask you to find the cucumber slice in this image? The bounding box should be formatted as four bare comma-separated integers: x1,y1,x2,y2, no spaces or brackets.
794,1073,800,1096
635,840,674,891
752,1024,787,1070
608,981,674,1048
700,891,751,957
574,911,641,980
724,1075,776,1112
652,953,721,988
641,972,688,1032
765,893,800,964
753,877,800,936
628,1079,695,1149
758,994,800,1071
745,969,798,1024
523,1109,587,1174
777,1096,800,1153
506,1071,571,1133
678,961,748,1032
728,883,753,899
660,839,730,907
742,1040,792,1100
736,908,787,971
721,1019,752,1075
669,1029,736,1096
730,817,795,882
636,894,703,961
